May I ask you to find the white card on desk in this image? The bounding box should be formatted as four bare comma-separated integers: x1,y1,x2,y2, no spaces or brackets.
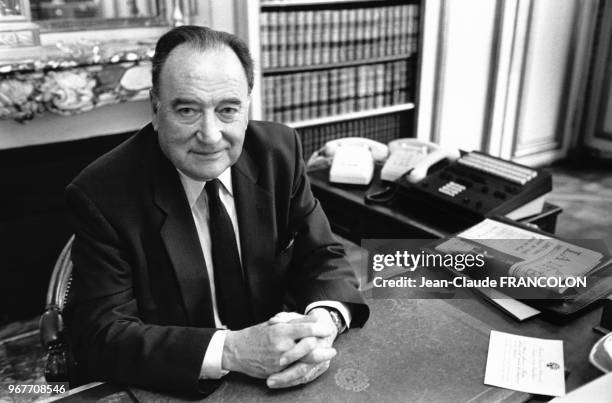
484,330,565,397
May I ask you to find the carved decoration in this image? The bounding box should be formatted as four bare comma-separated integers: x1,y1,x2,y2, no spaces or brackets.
0,39,154,122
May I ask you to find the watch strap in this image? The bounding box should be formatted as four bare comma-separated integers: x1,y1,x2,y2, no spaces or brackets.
326,307,347,335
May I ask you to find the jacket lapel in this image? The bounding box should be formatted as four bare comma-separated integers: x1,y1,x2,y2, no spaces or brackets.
152,141,215,327
232,148,277,322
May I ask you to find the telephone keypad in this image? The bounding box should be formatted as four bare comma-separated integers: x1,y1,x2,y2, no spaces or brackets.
438,181,466,197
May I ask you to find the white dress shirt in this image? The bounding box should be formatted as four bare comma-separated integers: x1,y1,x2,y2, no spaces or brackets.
177,168,351,379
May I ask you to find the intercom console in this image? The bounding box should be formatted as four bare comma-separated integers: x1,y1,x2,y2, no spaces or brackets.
396,151,552,226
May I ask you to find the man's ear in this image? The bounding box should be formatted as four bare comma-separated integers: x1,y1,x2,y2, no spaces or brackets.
243,94,252,126
150,90,159,130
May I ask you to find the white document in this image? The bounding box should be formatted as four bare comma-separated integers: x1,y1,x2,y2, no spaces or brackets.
484,330,565,397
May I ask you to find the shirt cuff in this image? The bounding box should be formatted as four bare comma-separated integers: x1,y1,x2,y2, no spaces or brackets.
305,301,352,329
199,330,230,379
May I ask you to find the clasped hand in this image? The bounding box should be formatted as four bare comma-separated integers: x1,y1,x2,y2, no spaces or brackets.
222,308,338,389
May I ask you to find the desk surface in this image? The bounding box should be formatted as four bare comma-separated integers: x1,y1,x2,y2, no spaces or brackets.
123,297,603,403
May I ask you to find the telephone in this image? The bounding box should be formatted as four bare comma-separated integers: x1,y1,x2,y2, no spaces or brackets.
380,139,460,183
324,137,389,185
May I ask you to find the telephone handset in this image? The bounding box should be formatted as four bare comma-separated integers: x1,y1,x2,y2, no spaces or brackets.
380,139,460,183
324,137,389,161
324,137,389,185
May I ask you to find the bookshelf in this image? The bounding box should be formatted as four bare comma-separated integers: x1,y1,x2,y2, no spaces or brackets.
245,0,421,158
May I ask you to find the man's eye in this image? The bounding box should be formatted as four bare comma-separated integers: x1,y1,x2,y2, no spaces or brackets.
219,107,238,116
177,107,197,117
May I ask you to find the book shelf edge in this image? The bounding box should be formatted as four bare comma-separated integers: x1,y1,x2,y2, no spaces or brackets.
262,54,416,75
286,103,415,128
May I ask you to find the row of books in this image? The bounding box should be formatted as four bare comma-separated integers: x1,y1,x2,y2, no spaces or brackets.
298,113,406,159
260,4,420,69
262,60,413,123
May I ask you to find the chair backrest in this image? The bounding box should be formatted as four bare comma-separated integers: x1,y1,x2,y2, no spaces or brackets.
39,235,75,383
45,235,75,311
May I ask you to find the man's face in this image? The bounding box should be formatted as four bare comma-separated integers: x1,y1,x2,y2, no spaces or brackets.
152,44,251,181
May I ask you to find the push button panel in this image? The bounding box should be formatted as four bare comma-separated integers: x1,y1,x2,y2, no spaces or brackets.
438,181,466,197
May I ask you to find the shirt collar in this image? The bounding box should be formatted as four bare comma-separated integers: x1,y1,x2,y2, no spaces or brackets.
177,168,233,208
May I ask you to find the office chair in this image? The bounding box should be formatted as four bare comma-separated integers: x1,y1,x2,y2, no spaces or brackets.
39,235,76,383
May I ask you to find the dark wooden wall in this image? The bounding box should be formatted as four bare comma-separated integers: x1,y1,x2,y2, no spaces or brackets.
0,131,133,326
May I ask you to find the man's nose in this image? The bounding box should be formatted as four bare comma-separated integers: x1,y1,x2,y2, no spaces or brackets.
196,113,222,144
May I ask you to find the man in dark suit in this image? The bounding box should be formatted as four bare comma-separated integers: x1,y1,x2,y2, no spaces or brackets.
65,26,369,396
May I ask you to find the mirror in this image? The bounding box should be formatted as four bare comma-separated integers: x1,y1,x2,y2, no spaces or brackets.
29,0,167,31
30,0,158,21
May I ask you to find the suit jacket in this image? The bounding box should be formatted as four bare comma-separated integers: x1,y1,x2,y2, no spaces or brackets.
65,121,369,396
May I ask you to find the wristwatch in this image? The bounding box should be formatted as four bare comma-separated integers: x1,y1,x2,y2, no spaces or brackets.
325,307,347,335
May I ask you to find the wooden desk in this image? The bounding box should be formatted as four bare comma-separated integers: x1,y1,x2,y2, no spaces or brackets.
52,170,599,402
307,167,562,243
72,297,600,402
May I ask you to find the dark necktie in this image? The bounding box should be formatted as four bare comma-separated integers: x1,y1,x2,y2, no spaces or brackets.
205,179,251,329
